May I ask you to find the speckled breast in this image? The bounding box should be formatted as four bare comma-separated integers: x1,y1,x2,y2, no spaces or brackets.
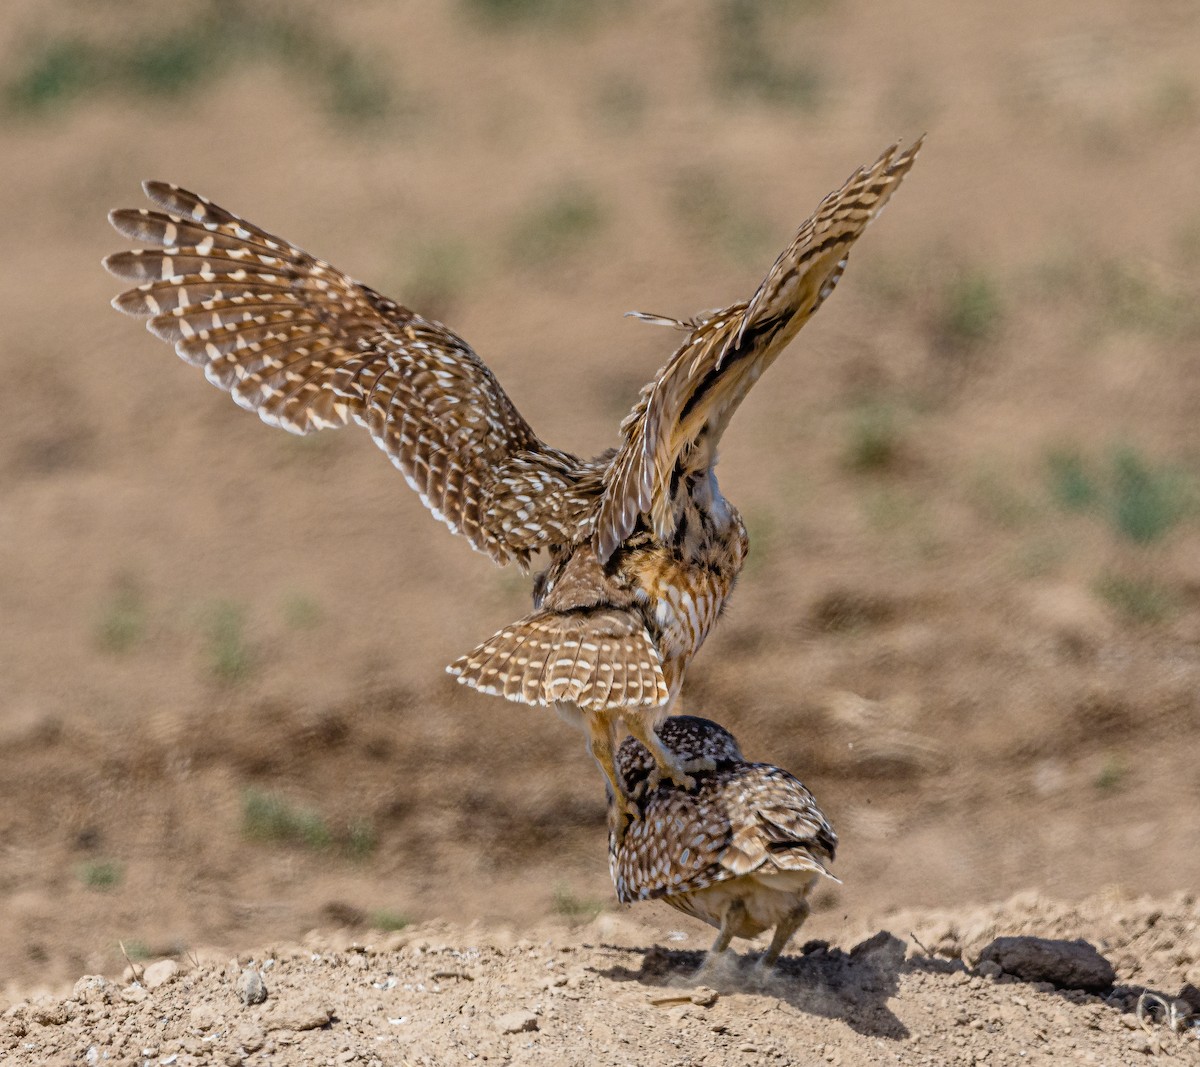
626,513,748,678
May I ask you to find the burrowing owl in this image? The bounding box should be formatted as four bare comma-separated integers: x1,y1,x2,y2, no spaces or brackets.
103,140,920,807
610,716,837,969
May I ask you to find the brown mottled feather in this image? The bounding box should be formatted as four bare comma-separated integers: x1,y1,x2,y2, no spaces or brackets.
610,717,836,904
105,144,920,799
105,183,599,568
597,138,923,558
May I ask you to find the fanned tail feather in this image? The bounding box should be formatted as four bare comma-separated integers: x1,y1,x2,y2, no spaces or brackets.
447,608,668,711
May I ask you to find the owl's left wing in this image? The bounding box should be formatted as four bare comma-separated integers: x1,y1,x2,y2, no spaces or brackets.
105,182,600,567
597,138,922,561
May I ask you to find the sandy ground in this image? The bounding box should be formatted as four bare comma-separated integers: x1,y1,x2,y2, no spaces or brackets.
4,892,1200,1065
2,0,1200,1058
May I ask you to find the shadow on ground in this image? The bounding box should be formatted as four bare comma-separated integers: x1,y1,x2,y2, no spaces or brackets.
595,930,910,1039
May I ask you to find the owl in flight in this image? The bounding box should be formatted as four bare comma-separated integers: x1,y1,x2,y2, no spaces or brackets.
105,139,921,810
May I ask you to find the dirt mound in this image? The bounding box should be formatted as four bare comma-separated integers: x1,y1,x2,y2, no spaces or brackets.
5,892,1198,1066
4,0,1200,1046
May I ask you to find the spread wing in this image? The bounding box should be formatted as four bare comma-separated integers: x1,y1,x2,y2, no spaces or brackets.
105,182,600,567
597,138,923,560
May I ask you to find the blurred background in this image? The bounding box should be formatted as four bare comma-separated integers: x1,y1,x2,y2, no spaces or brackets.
2,0,1199,995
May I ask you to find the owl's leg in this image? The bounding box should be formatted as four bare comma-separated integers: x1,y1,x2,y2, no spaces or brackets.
625,710,715,792
585,712,636,820
757,899,811,969
696,899,747,977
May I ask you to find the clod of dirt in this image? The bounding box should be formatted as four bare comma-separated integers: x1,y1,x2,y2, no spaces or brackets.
495,1009,539,1034
143,959,178,990
978,936,1116,991
262,1000,333,1032
239,968,268,1005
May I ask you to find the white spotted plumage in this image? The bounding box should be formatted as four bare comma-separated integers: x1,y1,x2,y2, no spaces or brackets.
104,142,921,806
610,716,837,968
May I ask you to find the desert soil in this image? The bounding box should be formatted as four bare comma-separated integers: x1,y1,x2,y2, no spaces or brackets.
2,0,1200,1061
5,891,1200,1066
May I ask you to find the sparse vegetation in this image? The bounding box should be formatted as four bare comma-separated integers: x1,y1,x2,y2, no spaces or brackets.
204,601,253,683
1046,444,1192,544
370,911,410,932
1046,448,1099,512
79,860,123,891
1094,753,1127,792
713,0,824,110
935,270,1003,350
551,884,604,923
282,592,323,631
1094,573,1175,624
508,185,604,269
96,580,146,655
242,790,379,858
118,940,151,962
346,819,378,861
5,5,396,125
242,789,333,850
844,403,903,473
1109,446,1191,544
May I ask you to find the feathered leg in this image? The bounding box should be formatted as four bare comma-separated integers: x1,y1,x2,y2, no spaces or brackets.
585,711,636,820
696,899,747,978
758,899,812,969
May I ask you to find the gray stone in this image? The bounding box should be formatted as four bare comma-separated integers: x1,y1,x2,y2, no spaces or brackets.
978,937,1116,992
239,968,268,1005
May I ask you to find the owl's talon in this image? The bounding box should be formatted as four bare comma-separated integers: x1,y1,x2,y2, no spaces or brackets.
648,765,697,793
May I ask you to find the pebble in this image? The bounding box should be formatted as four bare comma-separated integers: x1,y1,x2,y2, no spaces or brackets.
240,969,268,1005
495,1010,539,1034
262,1001,333,1032
143,960,179,990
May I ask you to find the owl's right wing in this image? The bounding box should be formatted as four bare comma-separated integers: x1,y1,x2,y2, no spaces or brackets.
105,182,599,568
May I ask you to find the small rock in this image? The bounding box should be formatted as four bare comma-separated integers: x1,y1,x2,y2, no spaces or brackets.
71,976,108,1003
1127,1033,1154,1054
143,959,179,990
690,987,719,1007
240,969,268,1005
978,937,1116,992
495,1010,539,1034
263,1001,333,1032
